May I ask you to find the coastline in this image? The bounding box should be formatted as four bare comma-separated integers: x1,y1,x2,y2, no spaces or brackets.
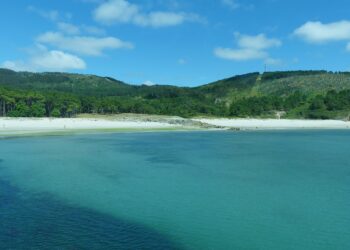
194,118,350,130
0,116,207,137
1,116,350,137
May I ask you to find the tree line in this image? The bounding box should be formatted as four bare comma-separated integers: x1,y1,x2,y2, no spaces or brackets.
1,86,350,119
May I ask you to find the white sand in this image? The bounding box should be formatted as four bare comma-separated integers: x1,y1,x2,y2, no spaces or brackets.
1,117,350,136
195,118,350,129
0,117,181,136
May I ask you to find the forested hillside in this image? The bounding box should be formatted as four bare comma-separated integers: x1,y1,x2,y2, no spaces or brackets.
1,68,350,119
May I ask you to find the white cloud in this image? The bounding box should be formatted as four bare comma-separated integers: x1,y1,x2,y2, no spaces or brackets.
221,0,255,11
27,6,59,21
294,21,350,43
82,25,106,35
37,32,133,56
214,47,267,61
2,60,31,72
134,11,188,27
57,22,106,36
94,0,139,24
236,33,281,50
143,80,156,86
31,50,86,70
58,22,80,35
93,0,201,27
221,0,240,10
2,46,86,72
214,33,281,61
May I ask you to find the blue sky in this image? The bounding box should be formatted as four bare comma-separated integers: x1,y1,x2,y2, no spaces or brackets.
1,0,350,86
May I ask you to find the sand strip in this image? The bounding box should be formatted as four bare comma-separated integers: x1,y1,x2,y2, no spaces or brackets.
194,118,350,130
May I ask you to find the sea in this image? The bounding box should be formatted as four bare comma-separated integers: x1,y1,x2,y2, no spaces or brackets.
0,131,349,249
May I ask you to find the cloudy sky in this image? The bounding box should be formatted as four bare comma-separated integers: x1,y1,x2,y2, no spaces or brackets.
1,0,350,86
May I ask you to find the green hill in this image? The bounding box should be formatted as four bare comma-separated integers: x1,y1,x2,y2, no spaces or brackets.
0,68,134,96
257,71,350,95
1,68,350,119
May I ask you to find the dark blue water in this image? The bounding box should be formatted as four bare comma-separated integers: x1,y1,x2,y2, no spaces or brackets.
0,179,180,250
0,131,350,249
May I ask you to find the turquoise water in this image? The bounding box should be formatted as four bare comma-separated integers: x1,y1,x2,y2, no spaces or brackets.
0,131,350,249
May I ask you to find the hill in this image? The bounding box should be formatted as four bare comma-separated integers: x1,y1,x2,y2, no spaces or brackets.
0,68,134,96
1,69,350,119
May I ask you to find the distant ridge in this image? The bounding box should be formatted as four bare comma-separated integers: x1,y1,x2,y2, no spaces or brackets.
1,68,350,119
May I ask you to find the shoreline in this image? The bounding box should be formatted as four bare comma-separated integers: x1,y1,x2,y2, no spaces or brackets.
0,116,207,138
1,116,350,137
194,118,350,130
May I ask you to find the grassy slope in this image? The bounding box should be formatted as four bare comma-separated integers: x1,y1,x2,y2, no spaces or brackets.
257,73,350,96
2,68,350,98
0,68,133,96
2,68,350,119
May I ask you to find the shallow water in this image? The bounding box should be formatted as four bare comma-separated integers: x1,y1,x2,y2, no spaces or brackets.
0,131,350,249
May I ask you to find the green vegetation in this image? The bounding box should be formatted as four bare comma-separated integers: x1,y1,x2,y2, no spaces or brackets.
1,68,350,119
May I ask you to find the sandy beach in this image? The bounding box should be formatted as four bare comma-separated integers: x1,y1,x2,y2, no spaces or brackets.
195,118,350,130
1,116,350,136
0,117,186,136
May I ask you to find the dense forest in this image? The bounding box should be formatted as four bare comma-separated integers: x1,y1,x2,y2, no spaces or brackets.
1,68,350,119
